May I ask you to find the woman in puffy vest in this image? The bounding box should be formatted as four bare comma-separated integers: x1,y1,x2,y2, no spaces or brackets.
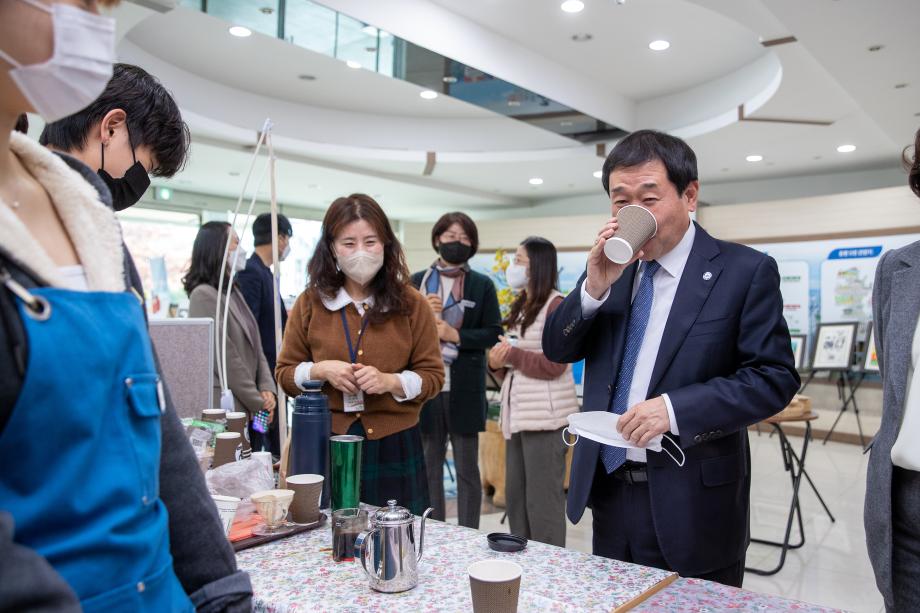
489,236,579,547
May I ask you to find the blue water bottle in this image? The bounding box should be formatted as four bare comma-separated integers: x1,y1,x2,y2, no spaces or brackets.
290,380,331,508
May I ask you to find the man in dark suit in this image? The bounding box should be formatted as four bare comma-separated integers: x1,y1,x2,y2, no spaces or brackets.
543,130,799,587
237,213,293,455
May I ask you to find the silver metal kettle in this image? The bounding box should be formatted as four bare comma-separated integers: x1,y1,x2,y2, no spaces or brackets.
354,500,434,593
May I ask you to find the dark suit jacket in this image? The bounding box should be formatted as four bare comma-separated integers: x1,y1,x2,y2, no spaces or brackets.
411,267,502,434
543,223,799,576
237,253,288,372
865,242,920,609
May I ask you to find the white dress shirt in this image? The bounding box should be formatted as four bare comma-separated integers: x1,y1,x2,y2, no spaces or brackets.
293,287,423,401
581,221,696,462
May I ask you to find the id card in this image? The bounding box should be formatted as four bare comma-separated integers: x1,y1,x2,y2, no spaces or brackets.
343,390,365,413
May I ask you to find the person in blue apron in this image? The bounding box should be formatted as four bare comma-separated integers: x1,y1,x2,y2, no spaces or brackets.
0,1,208,610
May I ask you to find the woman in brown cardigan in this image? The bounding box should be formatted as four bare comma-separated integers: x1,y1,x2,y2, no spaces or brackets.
276,194,444,514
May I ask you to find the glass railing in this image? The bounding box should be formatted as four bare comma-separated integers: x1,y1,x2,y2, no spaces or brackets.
178,0,624,142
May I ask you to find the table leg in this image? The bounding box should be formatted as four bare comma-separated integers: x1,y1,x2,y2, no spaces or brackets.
745,423,811,576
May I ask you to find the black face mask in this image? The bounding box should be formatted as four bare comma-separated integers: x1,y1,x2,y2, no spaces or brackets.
98,130,151,212
438,241,472,265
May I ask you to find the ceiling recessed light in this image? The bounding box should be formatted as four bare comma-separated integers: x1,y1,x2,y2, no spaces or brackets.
868,44,884,52
442,76,458,84
228,171,241,177
895,83,909,89
571,33,593,42
507,99,521,107
560,120,574,127
593,170,603,179
420,90,438,100
529,177,544,185
259,6,274,14
649,40,671,51
298,74,316,81
837,144,856,153
228,25,252,38
561,0,585,13
346,60,361,69
746,154,763,162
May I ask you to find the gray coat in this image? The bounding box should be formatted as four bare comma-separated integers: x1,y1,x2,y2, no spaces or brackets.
188,284,276,415
866,241,920,608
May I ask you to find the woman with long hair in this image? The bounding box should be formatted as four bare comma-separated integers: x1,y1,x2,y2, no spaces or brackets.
489,236,578,546
276,194,443,514
185,221,277,429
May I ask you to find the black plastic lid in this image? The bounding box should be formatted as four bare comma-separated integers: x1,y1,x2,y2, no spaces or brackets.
487,532,527,552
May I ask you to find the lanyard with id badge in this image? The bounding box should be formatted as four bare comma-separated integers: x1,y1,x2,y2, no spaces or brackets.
340,308,370,413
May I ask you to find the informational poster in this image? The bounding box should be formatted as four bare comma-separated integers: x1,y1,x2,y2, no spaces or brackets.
778,261,809,335
820,247,879,323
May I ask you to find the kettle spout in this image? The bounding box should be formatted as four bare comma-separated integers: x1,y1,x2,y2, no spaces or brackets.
417,507,434,562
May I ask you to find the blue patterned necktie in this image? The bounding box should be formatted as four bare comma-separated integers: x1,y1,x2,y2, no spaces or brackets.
600,260,661,474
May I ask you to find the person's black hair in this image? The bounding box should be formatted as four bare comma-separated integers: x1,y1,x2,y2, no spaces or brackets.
906,127,920,199
503,236,559,336
14,114,28,134
601,129,698,196
39,63,190,178
183,221,232,295
252,213,293,246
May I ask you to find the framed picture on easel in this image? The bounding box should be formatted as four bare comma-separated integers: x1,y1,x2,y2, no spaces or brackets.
811,322,858,370
864,322,880,372
790,335,807,370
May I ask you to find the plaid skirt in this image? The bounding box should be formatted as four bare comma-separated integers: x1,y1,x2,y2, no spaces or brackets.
346,421,431,516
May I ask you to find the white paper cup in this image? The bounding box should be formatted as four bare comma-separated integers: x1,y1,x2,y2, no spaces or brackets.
211,494,241,537
468,560,522,613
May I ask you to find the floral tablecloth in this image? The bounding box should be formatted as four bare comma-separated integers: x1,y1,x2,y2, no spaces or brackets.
235,518,843,612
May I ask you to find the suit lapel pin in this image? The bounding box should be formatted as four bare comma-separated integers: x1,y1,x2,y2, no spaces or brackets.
703,271,713,281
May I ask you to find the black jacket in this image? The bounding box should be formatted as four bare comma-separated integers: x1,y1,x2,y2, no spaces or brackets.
236,252,287,372
411,266,502,434
0,153,252,612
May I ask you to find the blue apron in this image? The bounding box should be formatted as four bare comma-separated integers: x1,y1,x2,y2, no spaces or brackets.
0,287,192,612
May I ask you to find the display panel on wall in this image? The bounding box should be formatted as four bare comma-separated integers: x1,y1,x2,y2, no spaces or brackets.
749,233,920,338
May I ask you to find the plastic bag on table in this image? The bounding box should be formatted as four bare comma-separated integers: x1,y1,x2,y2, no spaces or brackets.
206,458,274,499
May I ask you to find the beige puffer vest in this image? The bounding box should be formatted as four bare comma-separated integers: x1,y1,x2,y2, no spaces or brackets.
499,291,579,439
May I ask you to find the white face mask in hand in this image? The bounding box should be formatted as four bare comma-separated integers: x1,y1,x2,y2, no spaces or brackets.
562,411,686,467
0,0,115,122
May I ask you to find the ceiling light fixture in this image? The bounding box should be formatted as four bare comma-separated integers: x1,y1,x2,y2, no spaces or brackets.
836,144,856,153
593,170,603,179
746,154,763,162
442,76,458,84
868,44,884,52
228,25,252,38
895,83,909,89
529,178,544,185
571,33,593,42
298,74,316,81
649,40,671,51
420,90,438,100
345,60,361,69
561,0,585,13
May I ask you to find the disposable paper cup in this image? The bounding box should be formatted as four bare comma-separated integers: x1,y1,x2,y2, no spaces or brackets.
604,205,658,264
225,411,250,451
201,409,227,423
252,451,274,473
468,560,522,613
213,432,241,468
286,474,324,524
211,494,240,537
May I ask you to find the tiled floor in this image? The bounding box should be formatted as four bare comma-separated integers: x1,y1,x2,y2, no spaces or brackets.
444,433,885,612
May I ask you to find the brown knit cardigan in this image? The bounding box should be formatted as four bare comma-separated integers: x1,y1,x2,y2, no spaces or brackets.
276,286,444,440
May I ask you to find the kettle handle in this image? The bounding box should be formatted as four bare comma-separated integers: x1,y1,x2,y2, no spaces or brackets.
354,528,380,580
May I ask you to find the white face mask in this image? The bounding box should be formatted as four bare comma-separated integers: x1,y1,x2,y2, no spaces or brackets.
505,263,528,291
280,243,291,262
337,250,384,286
0,0,115,122
228,248,248,273
562,411,686,467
